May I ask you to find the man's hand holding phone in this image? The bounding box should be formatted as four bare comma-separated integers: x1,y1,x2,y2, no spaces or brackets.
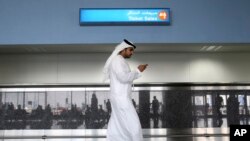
138,64,148,72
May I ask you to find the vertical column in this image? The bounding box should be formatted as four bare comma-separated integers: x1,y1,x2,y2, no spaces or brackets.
244,91,249,124
211,93,217,127
191,92,197,128
45,92,48,106
71,91,73,108
0,92,3,129
139,90,150,128
23,92,25,109
163,90,193,128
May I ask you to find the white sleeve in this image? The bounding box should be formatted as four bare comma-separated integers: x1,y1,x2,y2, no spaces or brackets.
111,58,141,83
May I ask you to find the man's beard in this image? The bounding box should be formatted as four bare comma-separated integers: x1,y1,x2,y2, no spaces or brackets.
125,55,131,58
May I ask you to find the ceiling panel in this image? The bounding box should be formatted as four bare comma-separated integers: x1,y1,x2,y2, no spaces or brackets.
0,43,250,54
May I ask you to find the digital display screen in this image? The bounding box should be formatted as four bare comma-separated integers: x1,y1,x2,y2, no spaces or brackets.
79,8,171,25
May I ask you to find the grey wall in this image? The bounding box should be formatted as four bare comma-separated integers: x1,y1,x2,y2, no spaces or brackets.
0,52,250,84
1,0,250,84
0,0,250,45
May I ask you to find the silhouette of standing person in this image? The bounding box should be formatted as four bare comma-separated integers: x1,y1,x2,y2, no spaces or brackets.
91,93,98,121
106,99,112,122
204,103,209,127
106,99,112,114
215,95,223,127
91,93,98,112
152,96,159,128
227,95,240,126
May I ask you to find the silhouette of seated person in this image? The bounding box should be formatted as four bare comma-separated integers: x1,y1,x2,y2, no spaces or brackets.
72,104,83,123
15,105,26,120
85,105,92,128
30,105,45,129
42,104,53,129
13,105,27,129
98,105,106,122
6,103,15,123
90,105,106,129
3,103,16,129
70,104,81,120
59,104,82,129
35,105,44,119
30,104,53,129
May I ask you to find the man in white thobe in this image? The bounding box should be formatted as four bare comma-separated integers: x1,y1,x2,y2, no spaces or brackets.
103,39,148,141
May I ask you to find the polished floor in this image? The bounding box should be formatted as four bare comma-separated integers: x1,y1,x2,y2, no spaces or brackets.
0,137,230,141
0,128,229,141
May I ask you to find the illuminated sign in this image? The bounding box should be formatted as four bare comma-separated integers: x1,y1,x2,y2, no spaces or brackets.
79,8,170,25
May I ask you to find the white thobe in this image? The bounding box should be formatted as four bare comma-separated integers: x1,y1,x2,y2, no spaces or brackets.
106,55,143,141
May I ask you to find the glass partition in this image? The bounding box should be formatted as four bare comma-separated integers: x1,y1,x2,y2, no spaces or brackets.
0,84,250,139
1,85,250,130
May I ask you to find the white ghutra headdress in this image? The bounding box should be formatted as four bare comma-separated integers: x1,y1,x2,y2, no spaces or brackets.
102,39,136,82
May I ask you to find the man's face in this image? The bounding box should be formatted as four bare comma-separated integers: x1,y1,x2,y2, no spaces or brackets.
124,47,134,58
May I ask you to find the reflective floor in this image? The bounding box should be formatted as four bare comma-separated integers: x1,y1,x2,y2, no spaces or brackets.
0,128,229,141
0,137,230,141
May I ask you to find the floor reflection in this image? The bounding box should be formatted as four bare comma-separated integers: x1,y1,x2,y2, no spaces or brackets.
0,128,229,141
1,137,230,141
